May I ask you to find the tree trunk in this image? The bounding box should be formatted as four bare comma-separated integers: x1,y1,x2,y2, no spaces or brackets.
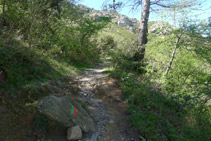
2,0,6,14
0,0,6,31
165,33,183,75
165,44,177,75
136,0,150,61
29,0,35,47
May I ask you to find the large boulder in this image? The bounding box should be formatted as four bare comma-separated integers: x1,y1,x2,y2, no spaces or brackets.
38,95,96,133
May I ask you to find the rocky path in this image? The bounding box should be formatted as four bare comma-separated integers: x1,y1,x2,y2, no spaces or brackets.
74,60,140,141
0,60,140,141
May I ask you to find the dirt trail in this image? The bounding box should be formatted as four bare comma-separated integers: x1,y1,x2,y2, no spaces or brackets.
0,60,140,141
75,60,140,141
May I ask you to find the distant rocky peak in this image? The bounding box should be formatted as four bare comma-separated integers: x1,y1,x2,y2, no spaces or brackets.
78,4,139,33
78,4,172,34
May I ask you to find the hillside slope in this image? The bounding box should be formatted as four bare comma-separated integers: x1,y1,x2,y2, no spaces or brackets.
79,4,139,33
0,1,210,140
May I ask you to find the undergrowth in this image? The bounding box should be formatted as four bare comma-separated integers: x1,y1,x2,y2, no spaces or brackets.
0,35,100,115
109,67,211,140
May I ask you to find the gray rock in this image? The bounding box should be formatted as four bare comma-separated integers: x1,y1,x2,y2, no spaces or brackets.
109,119,115,124
38,95,96,132
79,4,139,33
67,125,82,141
91,132,100,141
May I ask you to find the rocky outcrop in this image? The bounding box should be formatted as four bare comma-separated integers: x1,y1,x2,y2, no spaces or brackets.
38,95,96,133
149,21,174,35
78,5,173,34
79,4,139,33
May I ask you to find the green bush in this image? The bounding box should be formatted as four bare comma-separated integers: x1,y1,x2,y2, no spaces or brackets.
109,67,211,140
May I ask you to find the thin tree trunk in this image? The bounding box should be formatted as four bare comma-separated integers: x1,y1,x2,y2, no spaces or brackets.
165,45,177,75
165,33,183,75
0,0,6,30
29,0,35,47
136,0,150,61
2,0,6,17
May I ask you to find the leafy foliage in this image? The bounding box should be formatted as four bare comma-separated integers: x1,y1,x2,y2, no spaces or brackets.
108,19,211,140
0,0,110,113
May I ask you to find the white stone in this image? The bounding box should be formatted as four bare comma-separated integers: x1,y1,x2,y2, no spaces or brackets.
67,125,82,141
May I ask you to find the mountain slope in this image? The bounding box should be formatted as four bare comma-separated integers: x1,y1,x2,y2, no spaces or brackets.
79,4,139,33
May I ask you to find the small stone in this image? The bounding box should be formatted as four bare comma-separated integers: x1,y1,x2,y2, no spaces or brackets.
115,97,122,102
109,119,115,124
67,125,82,141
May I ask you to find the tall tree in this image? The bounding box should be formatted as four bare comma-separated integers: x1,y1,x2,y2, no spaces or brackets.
133,0,182,61
135,0,150,61
104,0,201,62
